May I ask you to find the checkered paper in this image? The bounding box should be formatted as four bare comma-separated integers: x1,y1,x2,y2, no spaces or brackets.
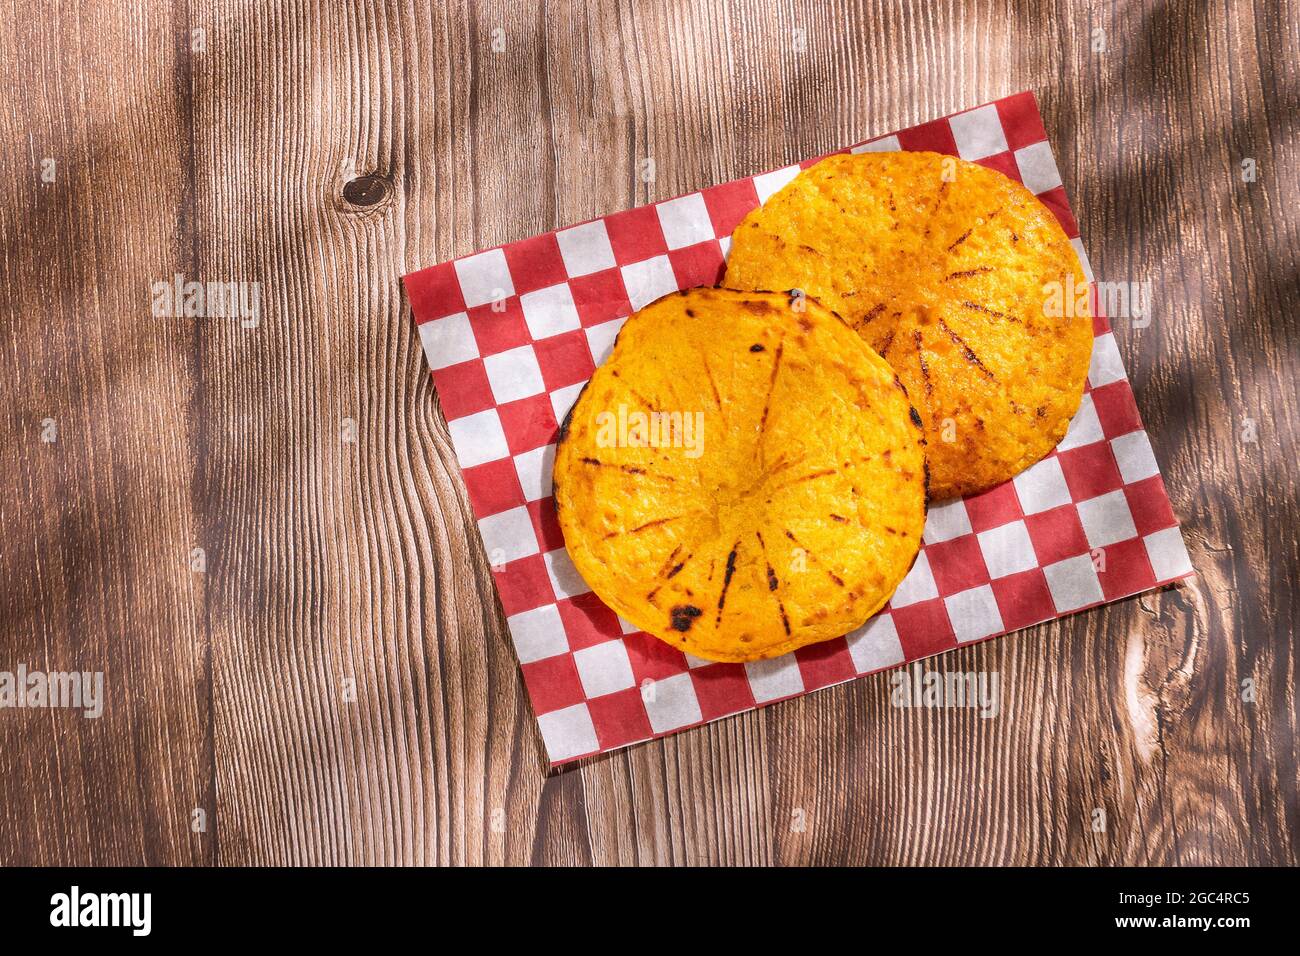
404,92,1193,766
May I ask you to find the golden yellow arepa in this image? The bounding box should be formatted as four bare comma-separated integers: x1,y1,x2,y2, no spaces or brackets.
725,151,1093,499
552,286,926,663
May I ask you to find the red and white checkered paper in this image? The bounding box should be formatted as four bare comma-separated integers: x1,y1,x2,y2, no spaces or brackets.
404,92,1193,766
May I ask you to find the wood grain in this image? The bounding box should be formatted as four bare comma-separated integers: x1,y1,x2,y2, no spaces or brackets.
0,0,1294,866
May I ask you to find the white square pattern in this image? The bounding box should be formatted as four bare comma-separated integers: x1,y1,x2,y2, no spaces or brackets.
889,551,939,607
520,283,581,340
573,641,636,698
555,220,616,277
1072,238,1095,282
513,444,555,502
454,248,514,308
656,193,715,250
745,655,805,703
418,312,478,370
1043,554,1104,612
507,604,567,663
950,104,1009,160
642,672,703,732
1144,527,1193,580
1089,333,1127,388
549,381,586,426
851,134,901,153
945,585,1005,643
977,520,1038,579
482,345,545,404
447,408,509,468
621,255,678,311
1015,141,1063,194
478,507,539,565
846,614,905,672
537,704,599,762
754,165,801,204
543,547,591,599
1057,393,1104,452
585,317,625,366
923,499,973,544
1014,456,1073,515
1111,431,1160,484
1077,490,1139,548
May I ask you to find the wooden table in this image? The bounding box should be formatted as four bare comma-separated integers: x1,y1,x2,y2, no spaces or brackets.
0,0,1294,866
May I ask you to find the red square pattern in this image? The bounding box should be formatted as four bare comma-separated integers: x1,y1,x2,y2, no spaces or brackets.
926,533,992,594
497,393,559,455
462,457,525,518
1124,476,1178,537
1023,505,1090,566
891,599,958,659
669,241,726,287
1036,186,1080,237
469,298,532,357
975,151,1022,183
557,592,623,651
493,555,554,617
795,638,857,691
406,261,465,321
897,117,959,155
569,269,630,327
521,655,586,714
995,92,1050,152
1092,380,1144,438
990,569,1057,631
702,178,761,235
623,631,689,684
965,482,1024,532
502,233,568,295
1096,536,1157,601
604,205,669,264
535,330,596,391
588,688,655,750
1058,442,1125,501
690,663,757,721
403,93,1187,765
528,497,564,553
432,359,494,421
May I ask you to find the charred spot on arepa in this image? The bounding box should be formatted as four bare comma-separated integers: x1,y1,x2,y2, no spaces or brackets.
670,604,703,632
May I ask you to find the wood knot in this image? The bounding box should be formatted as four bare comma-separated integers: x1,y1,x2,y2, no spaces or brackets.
342,173,391,208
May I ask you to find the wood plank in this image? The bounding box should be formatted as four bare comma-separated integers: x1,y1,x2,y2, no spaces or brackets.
0,5,211,865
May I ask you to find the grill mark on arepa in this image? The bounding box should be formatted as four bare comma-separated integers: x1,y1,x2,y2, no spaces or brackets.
603,515,684,540
945,267,993,281
938,319,997,380
755,531,792,636
758,336,786,432
961,300,1019,322
914,330,933,396
783,529,845,587
578,457,676,481
715,541,741,625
